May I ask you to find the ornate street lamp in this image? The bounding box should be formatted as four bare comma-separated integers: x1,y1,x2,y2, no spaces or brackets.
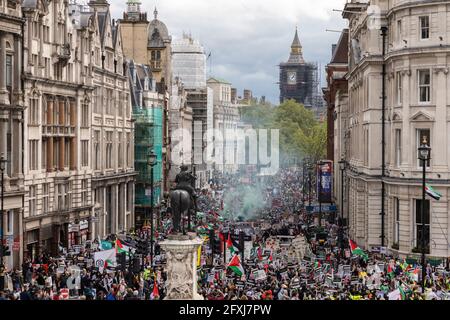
418,136,430,293
147,150,157,266
0,153,7,266
338,159,346,258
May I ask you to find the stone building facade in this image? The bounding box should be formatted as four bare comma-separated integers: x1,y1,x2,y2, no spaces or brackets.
84,0,136,238
119,3,171,194
207,77,240,174
0,0,25,269
22,0,94,259
20,0,135,261
342,0,450,259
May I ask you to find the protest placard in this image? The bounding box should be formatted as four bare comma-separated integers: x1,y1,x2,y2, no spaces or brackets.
253,269,267,281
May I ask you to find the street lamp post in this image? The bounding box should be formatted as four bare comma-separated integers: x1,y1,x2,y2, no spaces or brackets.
147,150,157,267
418,137,431,294
0,154,6,267
338,159,346,258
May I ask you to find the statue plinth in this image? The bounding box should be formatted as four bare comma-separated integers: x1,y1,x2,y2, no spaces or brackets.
160,233,204,300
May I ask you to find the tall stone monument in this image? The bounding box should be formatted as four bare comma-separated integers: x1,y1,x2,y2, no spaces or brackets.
159,233,204,300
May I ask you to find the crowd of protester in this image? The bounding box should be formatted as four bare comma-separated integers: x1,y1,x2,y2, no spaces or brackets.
0,167,449,300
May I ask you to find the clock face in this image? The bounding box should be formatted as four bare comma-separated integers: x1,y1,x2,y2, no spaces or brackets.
288,72,296,84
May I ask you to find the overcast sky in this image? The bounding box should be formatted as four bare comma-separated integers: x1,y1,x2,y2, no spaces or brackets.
109,0,348,104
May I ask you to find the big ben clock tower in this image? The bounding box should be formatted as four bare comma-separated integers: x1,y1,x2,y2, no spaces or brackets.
279,28,316,107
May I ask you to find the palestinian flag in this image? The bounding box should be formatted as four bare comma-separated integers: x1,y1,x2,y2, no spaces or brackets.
257,247,263,261
387,264,395,279
401,260,411,272
115,239,132,256
349,239,369,261
227,233,238,256
425,184,441,201
94,249,116,272
227,254,244,277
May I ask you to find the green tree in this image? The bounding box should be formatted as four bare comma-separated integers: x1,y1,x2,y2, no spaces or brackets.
239,99,327,165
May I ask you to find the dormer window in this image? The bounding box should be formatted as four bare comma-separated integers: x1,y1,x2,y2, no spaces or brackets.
150,50,161,70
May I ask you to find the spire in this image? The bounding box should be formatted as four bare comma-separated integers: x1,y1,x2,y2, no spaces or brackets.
154,6,158,20
287,27,304,64
291,27,302,50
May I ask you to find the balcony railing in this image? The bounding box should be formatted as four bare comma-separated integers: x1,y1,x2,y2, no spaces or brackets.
42,124,76,136
150,60,162,70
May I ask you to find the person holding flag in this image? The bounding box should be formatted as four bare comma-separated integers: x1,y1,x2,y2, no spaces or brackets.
227,254,244,277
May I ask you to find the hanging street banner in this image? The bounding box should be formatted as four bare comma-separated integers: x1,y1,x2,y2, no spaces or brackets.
317,160,333,203
306,205,337,213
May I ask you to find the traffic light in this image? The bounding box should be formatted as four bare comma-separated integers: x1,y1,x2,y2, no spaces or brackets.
0,245,11,257
117,252,126,271
213,238,222,254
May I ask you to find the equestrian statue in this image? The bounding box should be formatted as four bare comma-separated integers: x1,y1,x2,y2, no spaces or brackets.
170,165,198,234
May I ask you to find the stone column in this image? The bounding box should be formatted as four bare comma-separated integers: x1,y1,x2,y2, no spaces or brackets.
0,112,7,161
113,184,118,234
59,99,65,125
0,32,8,104
38,14,44,68
159,235,204,300
26,15,32,67
432,60,448,170
47,98,53,125
13,35,21,102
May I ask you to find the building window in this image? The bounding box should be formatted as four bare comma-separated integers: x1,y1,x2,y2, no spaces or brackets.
125,94,130,116
41,97,48,125
29,186,36,216
397,19,402,42
396,72,402,105
419,16,430,40
393,197,400,244
106,89,114,115
415,199,430,251
29,97,39,125
6,54,12,88
81,140,89,167
418,69,431,103
66,181,72,209
42,183,49,214
53,140,59,171
106,131,113,169
417,129,431,167
32,21,39,38
81,179,88,206
41,139,47,170
44,58,50,78
56,183,64,210
65,101,71,126
81,102,89,127
118,92,123,117
29,140,38,170
395,129,401,167
150,50,161,69
43,25,50,43
126,132,131,168
93,131,100,170
67,63,73,82
118,132,123,169
94,88,100,114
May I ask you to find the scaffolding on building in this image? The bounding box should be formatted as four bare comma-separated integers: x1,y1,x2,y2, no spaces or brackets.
172,34,207,90
133,107,163,206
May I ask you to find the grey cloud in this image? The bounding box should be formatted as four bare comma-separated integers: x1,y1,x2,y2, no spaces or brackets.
110,0,347,103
